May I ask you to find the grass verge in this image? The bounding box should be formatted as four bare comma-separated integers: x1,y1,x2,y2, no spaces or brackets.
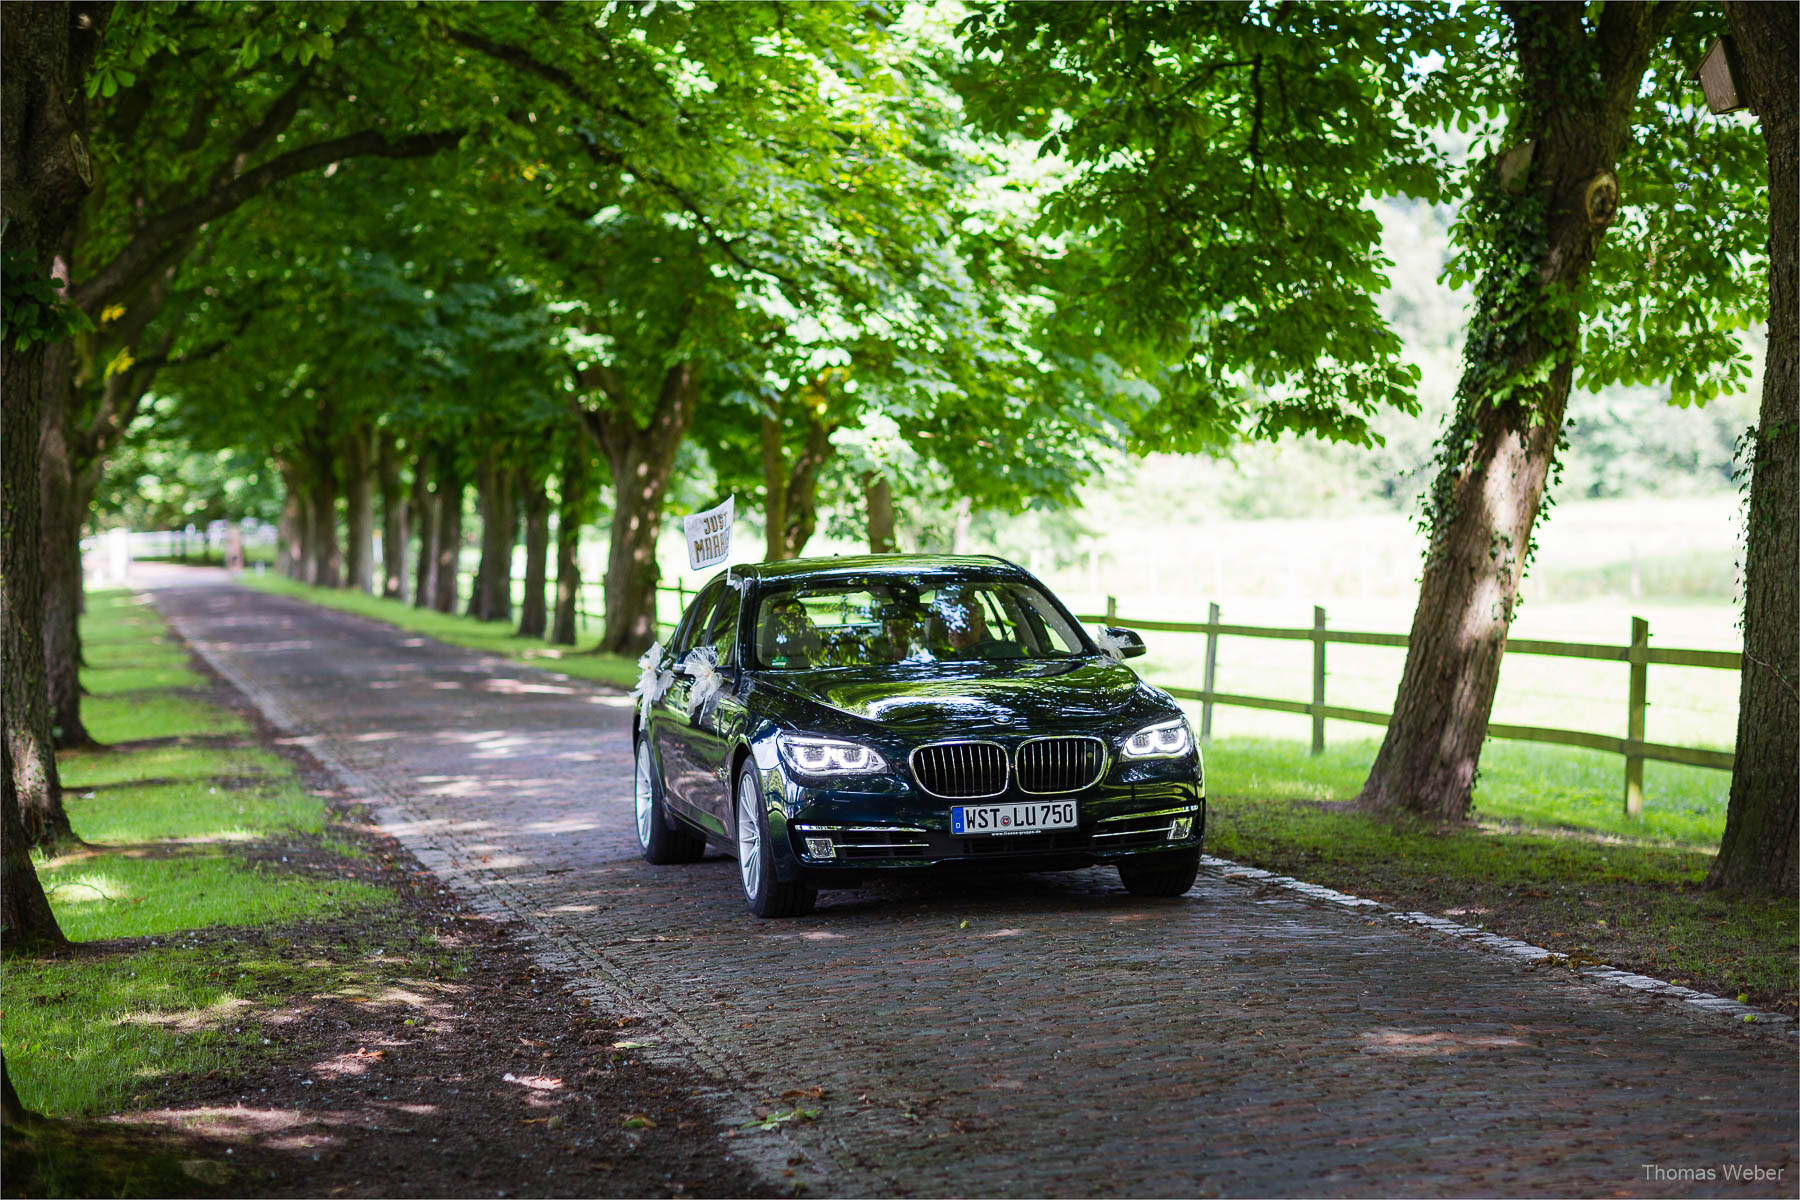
2,590,448,1195
236,571,642,690
1205,736,1798,1015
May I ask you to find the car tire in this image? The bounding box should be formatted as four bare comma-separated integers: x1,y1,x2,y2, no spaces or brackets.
735,762,817,918
635,738,706,865
1117,848,1201,897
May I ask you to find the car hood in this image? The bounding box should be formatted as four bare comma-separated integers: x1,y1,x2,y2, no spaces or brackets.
753,657,1170,738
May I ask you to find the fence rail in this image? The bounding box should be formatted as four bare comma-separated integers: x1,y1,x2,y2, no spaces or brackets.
1081,597,1738,818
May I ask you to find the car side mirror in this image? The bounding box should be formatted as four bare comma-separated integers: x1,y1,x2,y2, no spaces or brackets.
1103,626,1148,659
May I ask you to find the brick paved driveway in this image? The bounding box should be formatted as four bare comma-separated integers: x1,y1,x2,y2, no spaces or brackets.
149,572,1797,1197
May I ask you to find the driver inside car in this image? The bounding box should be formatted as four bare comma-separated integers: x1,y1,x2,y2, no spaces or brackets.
933,589,1023,660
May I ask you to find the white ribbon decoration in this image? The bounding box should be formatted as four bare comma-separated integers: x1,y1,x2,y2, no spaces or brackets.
679,645,725,718
631,641,674,730
1094,627,1129,662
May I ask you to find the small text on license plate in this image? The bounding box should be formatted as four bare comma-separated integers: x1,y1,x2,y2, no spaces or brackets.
951,800,1077,836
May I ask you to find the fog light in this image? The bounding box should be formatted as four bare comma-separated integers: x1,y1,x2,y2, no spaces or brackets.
1168,817,1194,841
804,837,836,860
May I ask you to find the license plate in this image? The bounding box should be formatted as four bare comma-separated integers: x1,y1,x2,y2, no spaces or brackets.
951,800,1078,836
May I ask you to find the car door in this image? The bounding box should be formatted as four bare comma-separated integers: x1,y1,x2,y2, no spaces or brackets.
685,580,745,831
653,581,719,824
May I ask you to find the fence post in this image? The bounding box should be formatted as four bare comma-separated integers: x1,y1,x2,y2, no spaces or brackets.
1624,615,1649,817
1201,601,1220,743
1105,594,1117,624
1311,605,1327,756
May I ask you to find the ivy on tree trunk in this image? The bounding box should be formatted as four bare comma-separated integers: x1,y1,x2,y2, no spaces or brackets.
1360,4,1673,822
1708,1,1798,896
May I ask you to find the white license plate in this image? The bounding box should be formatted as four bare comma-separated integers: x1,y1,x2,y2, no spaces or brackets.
951,800,1078,836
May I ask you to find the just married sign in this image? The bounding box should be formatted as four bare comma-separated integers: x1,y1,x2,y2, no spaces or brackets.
684,496,733,570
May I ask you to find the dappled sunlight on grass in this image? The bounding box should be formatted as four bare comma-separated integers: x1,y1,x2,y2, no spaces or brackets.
1203,742,1796,1008
84,692,249,742
42,872,136,904
65,776,327,843
60,744,282,789
35,853,393,941
2,934,467,1118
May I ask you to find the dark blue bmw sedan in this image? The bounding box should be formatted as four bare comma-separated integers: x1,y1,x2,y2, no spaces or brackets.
633,555,1205,917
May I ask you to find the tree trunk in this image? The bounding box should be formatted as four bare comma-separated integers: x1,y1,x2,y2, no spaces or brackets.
40,334,94,749
2,1053,33,1127
1,0,102,847
1359,5,1667,821
277,458,308,580
342,424,375,594
580,361,699,655
760,416,790,562
378,431,407,602
3,738,67,951
518,470,550,638
759,386,836,561
1708,2,1798,895
466,457,491,618
864,472,897,553
551,442,591,647
412,446,438,608
3,326,78,853
471,459,516,622
302,425,341,588
432,462,464,614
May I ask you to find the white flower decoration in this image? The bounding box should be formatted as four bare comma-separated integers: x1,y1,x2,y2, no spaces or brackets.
679,644,725,718
1094,627,1129,662
631,640,674,730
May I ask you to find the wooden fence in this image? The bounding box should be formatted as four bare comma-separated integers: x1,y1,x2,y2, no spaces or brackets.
640,580,1736,817
1080,598,1739,817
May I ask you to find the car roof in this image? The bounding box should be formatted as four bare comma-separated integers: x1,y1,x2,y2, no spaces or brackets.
733,553,1026,583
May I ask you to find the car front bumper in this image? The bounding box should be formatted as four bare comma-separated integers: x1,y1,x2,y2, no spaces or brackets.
757,767,1205,884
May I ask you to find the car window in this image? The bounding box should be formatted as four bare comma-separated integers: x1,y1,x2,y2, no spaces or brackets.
697,579,741,667
750,577,1089,670
668,580,723,660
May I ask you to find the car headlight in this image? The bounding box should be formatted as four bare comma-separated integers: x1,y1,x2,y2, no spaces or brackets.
1121,716,1193,759
777,733,889,776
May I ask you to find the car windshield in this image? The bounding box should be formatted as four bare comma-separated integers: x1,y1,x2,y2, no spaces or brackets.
750,577,1091,670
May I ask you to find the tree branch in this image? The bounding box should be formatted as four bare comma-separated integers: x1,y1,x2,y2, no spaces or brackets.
448,25,816,305
72,126,466,312
207,69,312,193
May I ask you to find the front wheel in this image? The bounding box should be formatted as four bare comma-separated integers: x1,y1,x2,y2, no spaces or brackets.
1118,848,1201,897
735,763,816,918
636,739,706,864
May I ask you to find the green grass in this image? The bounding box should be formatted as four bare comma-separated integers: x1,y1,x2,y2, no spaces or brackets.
5,920,460,1117
82,691,249,742
238,572,642,689
60,744,286,789
1,586,426,1157
1204,735,1797,1013
63,774,327,842
39,851,388,941
1206,736,1727,846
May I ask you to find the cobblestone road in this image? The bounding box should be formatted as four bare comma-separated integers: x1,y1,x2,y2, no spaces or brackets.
150,573,1797,1198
